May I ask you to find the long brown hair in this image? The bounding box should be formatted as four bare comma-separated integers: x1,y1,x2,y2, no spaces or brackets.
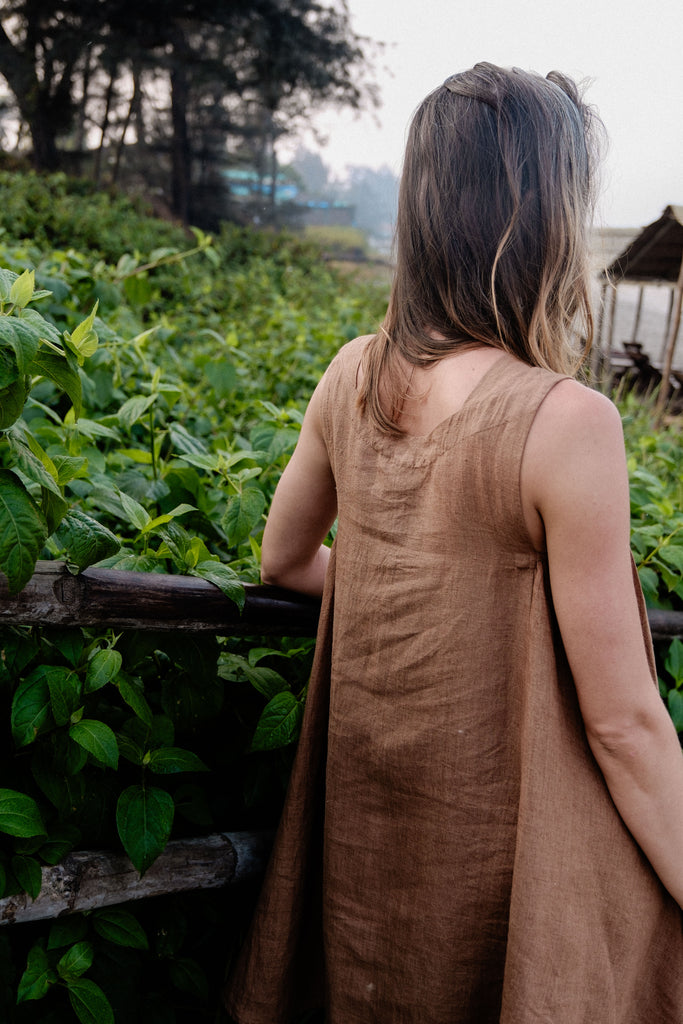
359,63,604,433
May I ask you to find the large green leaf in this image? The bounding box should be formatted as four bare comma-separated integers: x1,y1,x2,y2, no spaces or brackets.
51,454,88,486
0,344,20,388
250,691,304,751
7,430,62,497
19,306,62,346
46,666,82,727
17,944,55,1003
9,268,35,308
84,649,122,693
0,375,30,429
116,674,152,726
67,977,115,1024
0,314,41,372
660,544,683,574
55,508,120,570
147,747,208,774
28,349,82,418
240,663,290,700
0,268,19,302
12,854,43,900
139,502,196,536
63,301,99,365
11,668,52,747
190,560,245,610
92,908,149,950
223,487,266,546
41,489,70,536
0,469,48,593
57,941,94,982
665,638,683,688
118,393,156,430
0,789,45,838
69,720,119,769
118,489,150,529
667,688,683,733
116,784,174,875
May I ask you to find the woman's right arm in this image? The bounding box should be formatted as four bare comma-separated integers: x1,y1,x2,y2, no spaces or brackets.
522,378,683,908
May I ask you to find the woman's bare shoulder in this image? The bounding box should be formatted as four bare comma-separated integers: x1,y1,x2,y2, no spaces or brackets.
531,376,624,456
522,377,628,542
542,375,620,421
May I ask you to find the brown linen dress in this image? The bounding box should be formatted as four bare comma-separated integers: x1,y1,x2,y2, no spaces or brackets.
225,335,683,1024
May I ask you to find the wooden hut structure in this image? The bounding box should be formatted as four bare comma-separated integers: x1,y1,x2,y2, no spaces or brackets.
596,205,683,415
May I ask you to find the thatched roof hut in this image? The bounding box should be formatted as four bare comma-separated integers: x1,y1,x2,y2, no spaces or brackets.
603,205,683,284
595,206,683,414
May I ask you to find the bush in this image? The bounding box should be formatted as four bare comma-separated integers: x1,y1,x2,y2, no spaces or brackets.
0,172,189,263
0,195,388,1022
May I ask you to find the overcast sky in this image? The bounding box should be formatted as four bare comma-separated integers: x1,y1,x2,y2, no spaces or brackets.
300,0,682,229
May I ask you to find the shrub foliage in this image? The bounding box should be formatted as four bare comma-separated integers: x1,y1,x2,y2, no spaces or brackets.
0,180,386,1022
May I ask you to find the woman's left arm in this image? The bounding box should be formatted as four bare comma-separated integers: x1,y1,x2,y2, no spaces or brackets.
260,379,337,597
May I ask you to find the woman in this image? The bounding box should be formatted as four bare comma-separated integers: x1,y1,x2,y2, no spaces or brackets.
225,64,683,1023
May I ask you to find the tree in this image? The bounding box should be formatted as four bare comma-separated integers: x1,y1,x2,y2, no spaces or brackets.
0,0,101,169
0,0,378,226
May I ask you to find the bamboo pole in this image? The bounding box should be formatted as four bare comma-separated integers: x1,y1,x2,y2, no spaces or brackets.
630,285,645,343
660,286,676,362
654,252,683,423
0,831,273,926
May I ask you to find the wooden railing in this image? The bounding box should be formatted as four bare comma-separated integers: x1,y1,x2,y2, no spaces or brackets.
0,561,320,927
2,559,682,926
0,560,320,635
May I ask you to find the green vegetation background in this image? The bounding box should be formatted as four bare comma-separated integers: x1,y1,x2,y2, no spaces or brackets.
0,172,681,1023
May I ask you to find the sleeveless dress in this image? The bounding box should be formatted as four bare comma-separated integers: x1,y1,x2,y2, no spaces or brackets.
225,336,683,1024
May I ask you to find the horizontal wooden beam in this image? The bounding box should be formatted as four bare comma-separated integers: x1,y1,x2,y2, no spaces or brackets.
0,561,320,636
0,830,273,926
647,608,683,641
1,561,682,641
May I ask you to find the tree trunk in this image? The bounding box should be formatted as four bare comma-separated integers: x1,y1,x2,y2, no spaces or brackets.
94,66,117,184
0,22,67,171
112,74,138,184
169,31,192,223
28,105,61,170
74,48,94,168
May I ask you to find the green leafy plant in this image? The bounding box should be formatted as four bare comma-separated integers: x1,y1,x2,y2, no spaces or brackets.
0,268,119,592
0,192,387,1022
620,390,683,731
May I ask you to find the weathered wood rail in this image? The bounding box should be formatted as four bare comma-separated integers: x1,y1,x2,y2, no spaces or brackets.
0,560,320,635
2,559,683,926
1,560,681,639
0,561,320,926
0,831,273,926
